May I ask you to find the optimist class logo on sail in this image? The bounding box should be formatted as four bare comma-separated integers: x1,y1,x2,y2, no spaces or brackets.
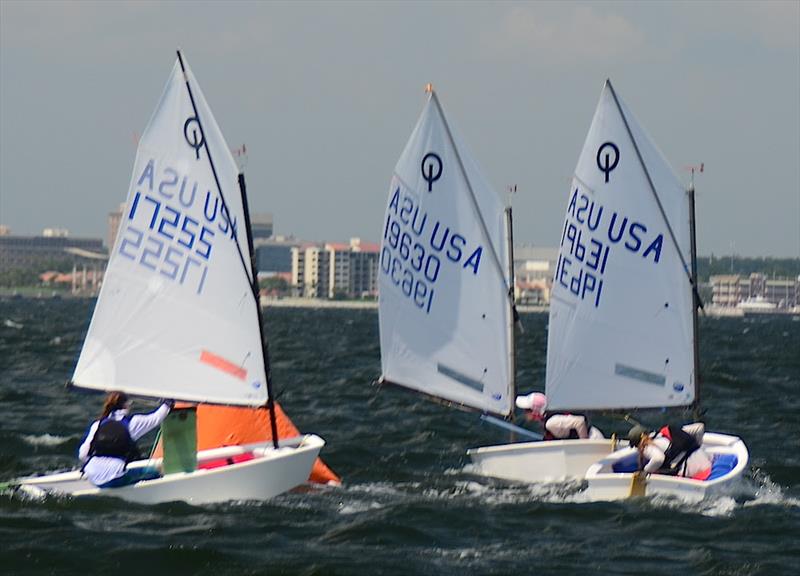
117,158,238,295
381,175,483,315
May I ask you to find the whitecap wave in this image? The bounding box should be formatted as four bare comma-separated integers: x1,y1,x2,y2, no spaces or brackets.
743,471,800,509
338,500,385,515
21,433,71,447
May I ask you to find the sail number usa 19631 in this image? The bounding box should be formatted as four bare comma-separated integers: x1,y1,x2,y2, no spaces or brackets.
555,184,664,308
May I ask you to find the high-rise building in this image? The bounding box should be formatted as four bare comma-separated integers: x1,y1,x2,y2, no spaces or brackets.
255,235,300,273
251,213,273,240
291,238,379,299
291,244,330,298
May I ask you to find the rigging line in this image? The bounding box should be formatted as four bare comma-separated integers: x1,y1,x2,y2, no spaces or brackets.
429,91,512,296
176,50,255,291
505,206,518,406
605,80,697,292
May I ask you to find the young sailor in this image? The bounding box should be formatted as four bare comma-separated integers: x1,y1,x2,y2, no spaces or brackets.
515,392,604,440
628,423,713,480
78,392,173,488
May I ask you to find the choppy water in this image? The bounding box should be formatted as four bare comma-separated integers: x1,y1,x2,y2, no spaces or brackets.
1,298,798,575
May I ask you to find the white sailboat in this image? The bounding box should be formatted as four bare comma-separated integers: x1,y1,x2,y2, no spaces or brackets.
470,81,750,497
15,52,324,504
379,86,583,480
541,79,747,501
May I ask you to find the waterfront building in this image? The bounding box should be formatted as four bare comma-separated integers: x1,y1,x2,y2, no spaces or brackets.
711,275,743,307
291,238,379,299
513,245,558,305
255,235,299,274
0,231,105,274
711,273,799,310
291,244,330,298
251,213,273,240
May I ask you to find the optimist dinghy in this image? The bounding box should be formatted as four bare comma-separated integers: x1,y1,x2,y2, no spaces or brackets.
377,86,519,460
13,52,325,505
547,79,747,501
377,85,612,483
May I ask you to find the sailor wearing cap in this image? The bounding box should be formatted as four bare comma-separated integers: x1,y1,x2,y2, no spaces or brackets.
628,422,712,479
515,392,604,440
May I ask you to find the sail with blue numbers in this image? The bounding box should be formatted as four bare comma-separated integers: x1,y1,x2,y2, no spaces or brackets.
72,55,268,406
378,88,515,417
545,80,696,411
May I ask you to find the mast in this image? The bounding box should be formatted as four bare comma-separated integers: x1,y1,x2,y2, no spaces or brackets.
504,203,517,420
688,169,702,416
239,173,280,449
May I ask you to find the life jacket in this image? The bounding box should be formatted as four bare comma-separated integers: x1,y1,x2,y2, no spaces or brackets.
87,416,141,464
655,425,700,476
543,412,589,441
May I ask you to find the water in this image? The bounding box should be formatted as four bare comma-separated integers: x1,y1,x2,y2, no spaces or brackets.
1,299,798,575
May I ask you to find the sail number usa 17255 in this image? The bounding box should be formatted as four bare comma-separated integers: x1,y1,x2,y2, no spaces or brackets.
115,158,237,296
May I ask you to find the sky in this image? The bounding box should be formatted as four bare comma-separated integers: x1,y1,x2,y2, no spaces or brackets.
1,1,798,257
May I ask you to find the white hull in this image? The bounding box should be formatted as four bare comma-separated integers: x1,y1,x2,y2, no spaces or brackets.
467,439,618,483
16,434,324,505
585,432,748,502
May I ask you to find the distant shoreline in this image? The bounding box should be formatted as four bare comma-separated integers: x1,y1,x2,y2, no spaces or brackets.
1,289,795,317
260,297,550,313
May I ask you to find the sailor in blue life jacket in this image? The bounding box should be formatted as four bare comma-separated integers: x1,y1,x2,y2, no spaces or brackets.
515,392,604,440
627,422,713,480
78,391,173,488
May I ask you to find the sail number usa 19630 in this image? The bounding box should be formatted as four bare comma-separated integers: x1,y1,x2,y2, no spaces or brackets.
381,178,483,315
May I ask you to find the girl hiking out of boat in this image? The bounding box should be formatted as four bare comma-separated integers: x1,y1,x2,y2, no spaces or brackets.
78,392,173,488
627,423,712,480
515,392,604,440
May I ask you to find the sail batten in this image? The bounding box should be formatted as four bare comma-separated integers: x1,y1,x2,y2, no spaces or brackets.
545,81,695,412
72,55,268,406
379,91,514,416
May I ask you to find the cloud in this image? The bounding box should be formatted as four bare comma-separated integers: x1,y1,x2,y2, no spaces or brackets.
488,4,646,65
739,0,799,51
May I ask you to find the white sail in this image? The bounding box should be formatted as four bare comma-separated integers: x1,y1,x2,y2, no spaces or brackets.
545,80,695,411
72,55,268,406
379,90,514,416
